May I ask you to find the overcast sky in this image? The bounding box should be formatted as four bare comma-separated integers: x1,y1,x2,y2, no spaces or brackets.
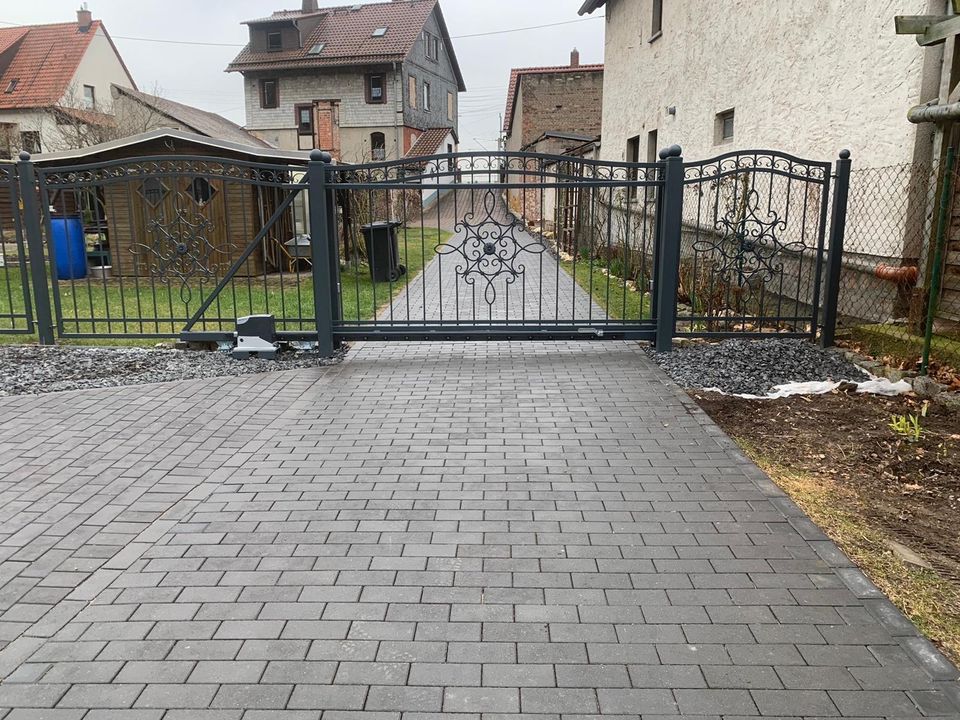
1,0,605,152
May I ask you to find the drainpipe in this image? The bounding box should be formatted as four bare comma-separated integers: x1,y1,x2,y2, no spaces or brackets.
393,61,401,159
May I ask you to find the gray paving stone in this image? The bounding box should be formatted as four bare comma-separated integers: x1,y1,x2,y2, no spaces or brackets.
0,341,955,719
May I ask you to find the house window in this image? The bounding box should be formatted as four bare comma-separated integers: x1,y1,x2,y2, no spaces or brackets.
139,177,169,208
422,81,431,111
716,108,735,143
447,91,455,121
188,177,217,206
371,132,386,161
646,128,658,163
372,27,388,37
20,131,40,154
425,31,438,60
626,134,640,202
366,74,386,104
260,78,279,109
267,31,283,52
408,75,417,109
296,104,314,136
650,0,663,41
5,79,17,94
83,85,96,109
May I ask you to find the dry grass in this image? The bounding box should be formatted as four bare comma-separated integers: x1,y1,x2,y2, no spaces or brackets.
739,439,960,666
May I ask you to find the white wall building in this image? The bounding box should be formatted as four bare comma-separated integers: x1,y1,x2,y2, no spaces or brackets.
579,0,960,323
0,7,136,156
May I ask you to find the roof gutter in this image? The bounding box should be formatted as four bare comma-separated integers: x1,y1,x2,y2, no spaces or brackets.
578,0,606,16
908,98,960,124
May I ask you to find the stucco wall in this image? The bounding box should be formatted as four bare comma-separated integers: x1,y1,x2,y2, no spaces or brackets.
598,0,935,167
243,67,405,158
66,26,137,113
597,0,943,264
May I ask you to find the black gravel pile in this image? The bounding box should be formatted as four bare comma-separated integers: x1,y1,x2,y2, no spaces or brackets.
645,338,870,395
0,345,344,397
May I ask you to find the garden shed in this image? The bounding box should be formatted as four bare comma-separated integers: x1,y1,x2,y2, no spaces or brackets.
31,129,310,278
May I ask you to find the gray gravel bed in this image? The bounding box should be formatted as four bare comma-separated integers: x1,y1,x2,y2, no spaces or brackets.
0,344,345,397
645,338,870,395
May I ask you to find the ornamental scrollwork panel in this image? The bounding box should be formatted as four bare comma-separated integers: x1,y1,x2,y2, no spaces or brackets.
436,189,546,305
131,190,230,304
694,187,804,287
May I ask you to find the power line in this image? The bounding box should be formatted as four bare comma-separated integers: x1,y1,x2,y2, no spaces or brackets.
451,16,603,39
0,14,604,49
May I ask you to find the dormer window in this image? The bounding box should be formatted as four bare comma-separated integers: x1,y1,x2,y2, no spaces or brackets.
267,31,282,52
5,79,18,94
372,27,388,37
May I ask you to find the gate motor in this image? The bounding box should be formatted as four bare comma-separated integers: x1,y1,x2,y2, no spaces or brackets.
232,314,278,360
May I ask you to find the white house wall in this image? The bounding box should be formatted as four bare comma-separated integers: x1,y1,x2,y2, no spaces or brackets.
599,0,934,166
66,26,136,111
599,0,940,260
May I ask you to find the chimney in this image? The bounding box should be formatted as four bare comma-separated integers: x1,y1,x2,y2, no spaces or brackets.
302,0,318,11
570,47,580,68
77,3,93,32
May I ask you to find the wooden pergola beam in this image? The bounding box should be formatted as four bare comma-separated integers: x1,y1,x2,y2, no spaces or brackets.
895,15,951,35
921,15,960,45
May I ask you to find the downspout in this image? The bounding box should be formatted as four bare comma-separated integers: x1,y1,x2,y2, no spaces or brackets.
393,61,401,159
911,0,957,327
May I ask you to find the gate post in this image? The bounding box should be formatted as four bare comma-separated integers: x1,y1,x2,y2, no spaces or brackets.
654,145,684,352
820,149,851,348
308,150,336,357
17,152,55,346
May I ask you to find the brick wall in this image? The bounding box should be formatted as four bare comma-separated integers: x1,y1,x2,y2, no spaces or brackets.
513,70,603,150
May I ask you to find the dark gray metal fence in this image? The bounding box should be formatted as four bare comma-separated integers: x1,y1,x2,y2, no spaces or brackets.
0,145,850,354
0,163,34,336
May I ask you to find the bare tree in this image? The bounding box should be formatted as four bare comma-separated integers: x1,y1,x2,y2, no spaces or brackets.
38,82,170,152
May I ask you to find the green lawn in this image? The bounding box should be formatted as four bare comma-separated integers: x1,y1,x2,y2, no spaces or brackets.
560,256,651,322
0,227,447,344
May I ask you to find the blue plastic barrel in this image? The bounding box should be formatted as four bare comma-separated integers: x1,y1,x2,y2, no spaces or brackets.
50,216,87,280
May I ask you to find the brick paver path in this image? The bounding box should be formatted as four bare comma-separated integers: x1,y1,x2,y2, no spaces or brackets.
381,190,606,326
0,343,959,718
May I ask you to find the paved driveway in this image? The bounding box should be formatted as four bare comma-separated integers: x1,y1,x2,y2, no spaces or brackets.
382,190,605,325
0,341,958,718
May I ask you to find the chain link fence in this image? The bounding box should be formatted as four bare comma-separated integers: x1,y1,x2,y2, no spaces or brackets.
836,159,960,383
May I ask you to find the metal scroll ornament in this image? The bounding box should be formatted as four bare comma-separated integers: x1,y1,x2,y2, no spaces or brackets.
697,188,799,287
133,191,222,304
436,189,546,305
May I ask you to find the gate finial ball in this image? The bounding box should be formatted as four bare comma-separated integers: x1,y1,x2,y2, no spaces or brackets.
310,149,332,163
839,149,851,160
658,145,682,160
18,151,30,162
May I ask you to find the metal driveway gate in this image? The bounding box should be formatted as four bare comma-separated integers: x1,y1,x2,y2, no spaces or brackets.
3,145,850,354
328,150,664,343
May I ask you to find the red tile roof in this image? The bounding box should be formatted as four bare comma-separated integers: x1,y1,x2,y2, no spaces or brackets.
405,126,456,158
228,0,465,91
503,64,603,136
0,20,134,111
